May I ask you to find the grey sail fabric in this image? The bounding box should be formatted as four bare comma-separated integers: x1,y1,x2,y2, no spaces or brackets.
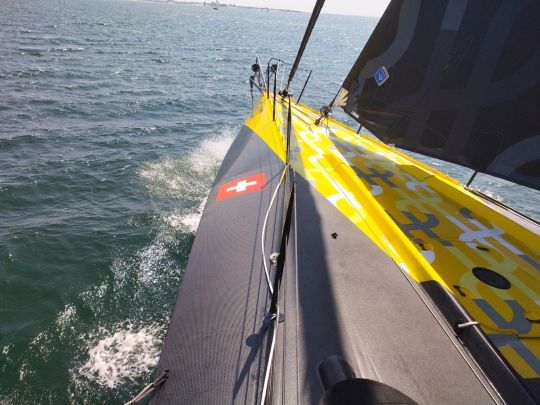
340,0,540,191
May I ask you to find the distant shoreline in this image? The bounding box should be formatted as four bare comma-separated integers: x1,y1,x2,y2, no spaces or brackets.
142,0,303,14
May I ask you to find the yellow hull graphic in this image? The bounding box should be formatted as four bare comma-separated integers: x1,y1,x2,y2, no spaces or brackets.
246,95,540,380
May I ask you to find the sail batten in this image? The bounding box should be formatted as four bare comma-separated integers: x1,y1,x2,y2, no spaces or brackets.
341,0,540,191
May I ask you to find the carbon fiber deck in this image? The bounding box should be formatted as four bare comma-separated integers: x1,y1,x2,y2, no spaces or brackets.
153,126,286,403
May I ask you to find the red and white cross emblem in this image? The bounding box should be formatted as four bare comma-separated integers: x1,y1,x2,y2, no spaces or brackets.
216,173,266,201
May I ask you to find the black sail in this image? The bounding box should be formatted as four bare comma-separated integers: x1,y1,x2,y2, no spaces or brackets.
340,0,540,191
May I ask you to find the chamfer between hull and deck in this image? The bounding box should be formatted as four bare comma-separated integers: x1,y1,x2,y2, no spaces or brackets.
153,94,539,404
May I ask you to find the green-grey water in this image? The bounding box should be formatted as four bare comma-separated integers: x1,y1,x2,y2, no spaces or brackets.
0,0,538,403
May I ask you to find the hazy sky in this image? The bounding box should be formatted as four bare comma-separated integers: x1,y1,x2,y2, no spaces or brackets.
187,1,391,17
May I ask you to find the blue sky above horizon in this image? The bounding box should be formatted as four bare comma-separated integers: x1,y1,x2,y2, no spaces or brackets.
174,0,391,17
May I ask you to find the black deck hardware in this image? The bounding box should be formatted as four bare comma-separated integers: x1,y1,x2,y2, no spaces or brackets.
472,267,511,290
466,171,478,187
315,105,331,126
319,356,417,404
125,370,169,405
286,95,292,164
266,63,270,99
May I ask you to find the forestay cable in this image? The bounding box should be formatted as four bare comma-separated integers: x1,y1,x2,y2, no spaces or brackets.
284,0,326,92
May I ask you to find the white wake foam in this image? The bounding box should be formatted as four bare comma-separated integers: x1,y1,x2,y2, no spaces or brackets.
66,233,179,391
138,129,234,201
165,197,207,233
55,304,77,330
186,134,234,173
139,128,234,233
75,322,163,389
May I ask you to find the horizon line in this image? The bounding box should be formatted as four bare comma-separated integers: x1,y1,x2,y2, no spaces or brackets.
142,0,385,18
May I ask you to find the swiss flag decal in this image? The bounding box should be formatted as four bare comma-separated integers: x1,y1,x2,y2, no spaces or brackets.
216,173,266,201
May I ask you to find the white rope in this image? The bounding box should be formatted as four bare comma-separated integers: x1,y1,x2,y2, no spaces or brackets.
457,321,480,328
260,306,279,404
261,165,289,295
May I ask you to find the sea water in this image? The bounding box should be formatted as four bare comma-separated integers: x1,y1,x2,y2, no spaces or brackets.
0,0,538,402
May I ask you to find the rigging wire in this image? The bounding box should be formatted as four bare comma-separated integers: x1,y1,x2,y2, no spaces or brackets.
284,0,326,92
296,70,312,105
